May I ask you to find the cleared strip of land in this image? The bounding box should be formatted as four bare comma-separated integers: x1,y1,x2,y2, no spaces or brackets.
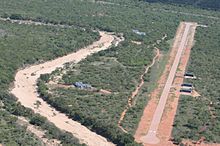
11,31,123,146
135,22,198,145
142,22,193,144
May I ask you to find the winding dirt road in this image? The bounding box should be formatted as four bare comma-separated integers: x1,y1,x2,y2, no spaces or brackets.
11,31,123,146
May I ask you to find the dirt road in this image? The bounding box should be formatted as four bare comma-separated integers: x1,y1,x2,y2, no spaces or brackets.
11,31,123,146
140,22,194,144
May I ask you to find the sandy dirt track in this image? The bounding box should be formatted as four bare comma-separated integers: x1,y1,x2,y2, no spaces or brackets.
11,31,123,146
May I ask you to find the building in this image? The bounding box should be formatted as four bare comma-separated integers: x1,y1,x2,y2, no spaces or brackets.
73,82,92,89
184,72,196,79
181,83,193,89
180,88,192,93
132,29,146,36
181,83,193,87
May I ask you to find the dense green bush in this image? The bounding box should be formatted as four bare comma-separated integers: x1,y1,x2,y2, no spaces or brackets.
0,9,98,145
30,114,47,126
142,0,220,10
172,22,220,144
0,0,219,145
0,90,84,146
0,110,42,146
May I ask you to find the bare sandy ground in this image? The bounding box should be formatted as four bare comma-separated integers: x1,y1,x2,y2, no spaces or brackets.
11,31,123,146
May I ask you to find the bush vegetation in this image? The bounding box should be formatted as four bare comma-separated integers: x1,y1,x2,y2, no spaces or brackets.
34,0,219,145
172,21,220,144
0,0,219,145
142,0,220,10
0,110,42,146
38,41,155,145
0,12,98,146
0,89,85,145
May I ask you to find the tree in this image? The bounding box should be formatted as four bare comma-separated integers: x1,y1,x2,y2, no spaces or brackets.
30,114,46,126
40,74,50,83
9,14,23,20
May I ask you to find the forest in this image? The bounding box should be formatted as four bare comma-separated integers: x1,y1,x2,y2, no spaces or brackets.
142,0,220,10
0,0,220,145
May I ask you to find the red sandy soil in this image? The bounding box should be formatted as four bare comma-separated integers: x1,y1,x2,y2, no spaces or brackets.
135,22,220,146
158,22,219,146
153,23,197,146
134,22,185,145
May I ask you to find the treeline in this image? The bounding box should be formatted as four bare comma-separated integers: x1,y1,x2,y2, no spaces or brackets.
0,0,180,41
121,43,170,133
142,0,220,10
1,13,86,31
